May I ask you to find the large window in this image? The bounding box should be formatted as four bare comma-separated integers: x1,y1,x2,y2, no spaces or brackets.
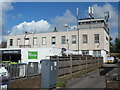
61,36,66,44
72,35,76,44
94,34,99,43
93,50,101,57
82,50,89,55
51,37,56,44
83,35,88,43
10,39,13,46
17,38,20,46
33,37,37,45
25,38,29,45
42,37,46,45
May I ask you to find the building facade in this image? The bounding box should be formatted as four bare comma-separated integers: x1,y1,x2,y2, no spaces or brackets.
6,18,110,62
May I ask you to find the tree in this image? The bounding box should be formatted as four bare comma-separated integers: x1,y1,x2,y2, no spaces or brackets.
110,42,115,53
53,27,58,32
110,37,115,53
114,38,120,53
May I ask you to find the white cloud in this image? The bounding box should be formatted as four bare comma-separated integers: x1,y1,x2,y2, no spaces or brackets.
0,0,14,42
10,20,52,35
92,3,118,28
9,9,77,35
51,9,76,30
1,0,14,26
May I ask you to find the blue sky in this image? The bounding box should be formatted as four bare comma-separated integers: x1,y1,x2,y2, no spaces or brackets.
2,2,119,41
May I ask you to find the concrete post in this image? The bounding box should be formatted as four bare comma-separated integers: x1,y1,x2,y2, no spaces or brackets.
70,55,72,75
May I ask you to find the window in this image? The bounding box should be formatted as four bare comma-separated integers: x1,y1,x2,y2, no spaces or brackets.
10,39,13,46
83,35,88,43
79,22,82,25
93,50,101,57
106,37,108,41
82,50,89,55
17,38,20,46
94,34,99,43
51,37,56,44
72,35,76,44
25,38,29,45
61,36,66,44
42,37,46,45
33,37,37,45
95,21,98,23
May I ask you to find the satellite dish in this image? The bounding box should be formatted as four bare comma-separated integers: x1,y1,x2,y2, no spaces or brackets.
64,24,70,29
64,24,68,27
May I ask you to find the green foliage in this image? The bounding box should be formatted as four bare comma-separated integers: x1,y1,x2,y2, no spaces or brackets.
56,81,65,87
114,38,120,53
110,42,115,53
110,38,120,53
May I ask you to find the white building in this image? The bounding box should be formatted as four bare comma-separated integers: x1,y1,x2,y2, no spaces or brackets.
6,18,110,63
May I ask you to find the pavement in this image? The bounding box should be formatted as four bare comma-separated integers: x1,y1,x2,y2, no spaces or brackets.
65,64,118,88
66,69,106,88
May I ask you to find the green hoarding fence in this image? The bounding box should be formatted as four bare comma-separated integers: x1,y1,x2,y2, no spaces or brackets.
28,51,38,59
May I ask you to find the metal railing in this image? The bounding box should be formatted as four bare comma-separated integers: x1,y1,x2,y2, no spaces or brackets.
5,62,40,79
19,45,31,48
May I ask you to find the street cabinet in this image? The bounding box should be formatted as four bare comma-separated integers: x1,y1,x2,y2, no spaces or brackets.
41,59,58,89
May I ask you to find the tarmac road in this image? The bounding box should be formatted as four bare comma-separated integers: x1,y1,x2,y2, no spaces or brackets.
66,64,118,88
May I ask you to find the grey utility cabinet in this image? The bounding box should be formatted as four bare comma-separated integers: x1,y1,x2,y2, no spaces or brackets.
41,59,58,89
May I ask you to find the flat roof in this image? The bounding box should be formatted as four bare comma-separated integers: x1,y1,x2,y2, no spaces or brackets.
78,18,105,22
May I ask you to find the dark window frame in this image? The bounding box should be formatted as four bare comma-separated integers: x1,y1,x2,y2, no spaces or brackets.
17,38,20,46
94,34,99,43
51,37,56,45
42,37,46,45
33,37,37,45
82,50,89,55
83,34,88,43
72,35,77,44
10,39,13,46
61,36,66,44
93,50,101,57
24,38,30,45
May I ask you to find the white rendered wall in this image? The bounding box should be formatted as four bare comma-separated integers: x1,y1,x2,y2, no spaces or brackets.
79,50,107,63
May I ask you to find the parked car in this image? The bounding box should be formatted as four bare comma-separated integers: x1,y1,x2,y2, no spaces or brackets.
117,59,120,64
0,64,10,90
107,57,115,64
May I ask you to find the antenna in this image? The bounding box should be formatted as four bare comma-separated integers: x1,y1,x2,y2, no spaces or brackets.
76,8,79,18
104,11,111,23
88,7,94,19
109,11,111,19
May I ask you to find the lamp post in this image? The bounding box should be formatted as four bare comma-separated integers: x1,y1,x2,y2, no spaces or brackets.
76,8,79,54
32,30,36,48
64,24,70,50
24,31,28,48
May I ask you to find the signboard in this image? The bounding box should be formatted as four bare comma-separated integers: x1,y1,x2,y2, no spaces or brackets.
2,50,21,54
28,51,38,59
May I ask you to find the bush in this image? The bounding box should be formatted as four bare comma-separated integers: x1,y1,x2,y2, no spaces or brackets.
56,81,65,87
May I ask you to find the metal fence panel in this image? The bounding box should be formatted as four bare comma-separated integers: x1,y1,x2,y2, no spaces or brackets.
6,62,40,79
